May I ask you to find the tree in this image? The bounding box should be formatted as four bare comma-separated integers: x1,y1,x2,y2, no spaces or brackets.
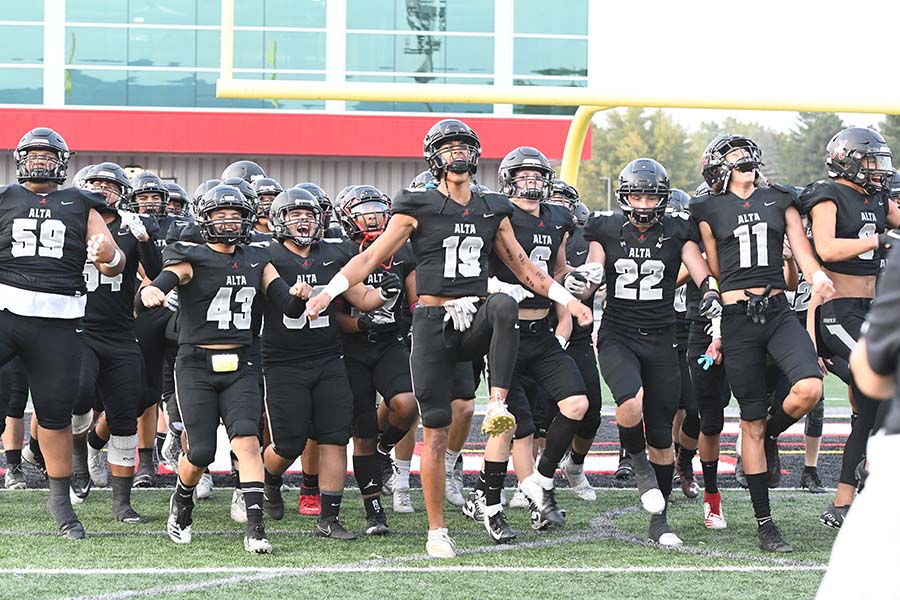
780,112,844,187
878,114,900,157
687,118,787,190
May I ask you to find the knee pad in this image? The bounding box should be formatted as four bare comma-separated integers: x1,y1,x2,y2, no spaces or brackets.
186,444,217,469
646,427,673,450
108,434,138,467
805,399,825,438
352,412,379,440
420,404,452,429
273,443,303,463
681,412,701,440
71,412,93,436
700,411,724,437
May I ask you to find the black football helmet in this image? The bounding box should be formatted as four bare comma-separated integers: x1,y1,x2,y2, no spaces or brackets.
14,127,70,184
126,172,169,215
423,119,481,178
339,185,391,243
549,178,579,213
617,158,670,227
193,178,221,211
826,127,893,195
84,162,132,212
410,169,437,189
196,184,255,245
165,182,190,217
573,202,590,227
295,182,333,226
498,146,554,201
701,134,763,193
269,187,324,247
890,169,900,201
667,188,690,215
252,177,284,220
73,164,95,189
221,160,266,184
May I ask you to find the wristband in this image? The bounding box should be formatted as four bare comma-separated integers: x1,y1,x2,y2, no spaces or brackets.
555,335,568,349
812,270,829,286
548,281,577,307
149,270,180,295
103,249,122,268
321,273,350,301
710,316,722,340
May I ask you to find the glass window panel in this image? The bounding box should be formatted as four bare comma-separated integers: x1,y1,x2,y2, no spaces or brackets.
233,30,265,69
0,25,43,64
265,0,327,27
197,0,221,26
513,37,586,77
514,0,587,34
66,27,128,66
234,0,264,27
66,0,127,23
512,78,584,115
127,70,196,106
196,29,221,68
262,32,326,70
195,72,265,109
66,69,127,106
348,0,493,32
0,68,42,104
347,33,492,74
129,0,197,25
8,5,43,21
346,74,493,113
128,28,197,67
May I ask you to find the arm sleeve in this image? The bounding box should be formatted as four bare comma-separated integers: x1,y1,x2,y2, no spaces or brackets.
265,276,306,319
137,239,163,279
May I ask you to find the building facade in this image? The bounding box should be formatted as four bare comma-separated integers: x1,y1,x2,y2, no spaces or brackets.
0,0,592,195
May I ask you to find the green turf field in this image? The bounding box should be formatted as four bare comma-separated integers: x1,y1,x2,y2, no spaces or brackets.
0,488,835,600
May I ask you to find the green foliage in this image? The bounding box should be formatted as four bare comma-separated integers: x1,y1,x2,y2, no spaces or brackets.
879,114,900,158
780,112,844,187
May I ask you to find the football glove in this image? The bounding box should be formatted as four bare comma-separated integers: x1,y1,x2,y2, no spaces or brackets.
443,296,479,332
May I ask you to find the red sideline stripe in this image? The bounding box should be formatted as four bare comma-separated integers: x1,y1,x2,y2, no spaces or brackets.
0,108,590,160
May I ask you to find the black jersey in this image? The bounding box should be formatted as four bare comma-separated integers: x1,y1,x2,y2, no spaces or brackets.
584,212,698,331
83,214,160,339
163,242,269,347
250,229,273,244
392,187,514,297
0,184,105,296
490,203,573,310
802,179,888,276
157,215,195,248
690,185,796,292
342,241,416,338
261,238,356,360
565,225,595,342
862,245,900,434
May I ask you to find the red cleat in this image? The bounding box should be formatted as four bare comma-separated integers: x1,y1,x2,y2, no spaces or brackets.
299,493,321,516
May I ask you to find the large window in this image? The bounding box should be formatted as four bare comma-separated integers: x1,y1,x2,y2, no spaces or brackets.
0,15,43,105
64,0,327,109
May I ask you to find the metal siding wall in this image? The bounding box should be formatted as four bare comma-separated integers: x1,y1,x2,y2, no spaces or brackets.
20,154,503,198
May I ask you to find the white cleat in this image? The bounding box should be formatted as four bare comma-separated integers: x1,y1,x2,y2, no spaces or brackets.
445,469,465,507
561,454,596,502
508,487,529,509
161,430,182,471
243,524,273,554
703,494,728,529
657,531,684,547
230,488,248,524
426,528,457,559
87,444,109,488
195,473,213,501
167,494,193,545
481,401,516,436
640,489,667,515
393,487,414,514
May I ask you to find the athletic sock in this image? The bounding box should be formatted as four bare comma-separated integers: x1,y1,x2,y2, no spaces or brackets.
395,459,411,490
701,460,719,494
5,449,21,468
138,448,154,471
241,481,264,525
569,450,587,465
651,462,674,501
87,429,107,451
264,468,283,489
353,454,382,498
677,445,697,480
175,477,196,505
746,472,771,526
483,460,507,515
618,422,646,455
766,409,800,439
301,473,319,495
47,476,77,525
445,449,461,471
803,465,818,475
320,492,343,520
538,414,580,479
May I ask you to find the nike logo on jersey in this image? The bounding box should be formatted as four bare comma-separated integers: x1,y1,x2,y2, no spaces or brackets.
514,323,520,329
555,225,564,229
250,262,260,267
75,328,84,333
393,260,404,265
117,231,130,236
323,261,335,266
483,213,495,218
61,201,74,206
576,250,588,256
764,201,776,206
659,236,671,242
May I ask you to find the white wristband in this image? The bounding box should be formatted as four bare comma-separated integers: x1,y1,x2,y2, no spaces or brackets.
103,249,122,268
812,270,829,286
322,273,350,300
548,281,577,307
710,316,722,340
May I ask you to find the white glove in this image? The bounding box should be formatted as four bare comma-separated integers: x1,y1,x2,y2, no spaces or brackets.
487,276,534,304
165,289,179,312
575,262,605,284
443,296,479,332
564,263,605,295
119,210,147,240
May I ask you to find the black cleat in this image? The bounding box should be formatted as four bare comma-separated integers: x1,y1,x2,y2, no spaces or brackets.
244,522,273,554
70,473,92,501
764,436,781,488
484,509,517,544
820,503,850,529
376,448,396,496
462,489,485,523
315,516,357,540
855,458,869,492
58,519,86,540
114,506,146,524
520,476,565,527
166,493,194,544
132,462,156,488
263,484,285,521
364,512,390,536
800,469,827,494
615,450,634,480
757,520,793,552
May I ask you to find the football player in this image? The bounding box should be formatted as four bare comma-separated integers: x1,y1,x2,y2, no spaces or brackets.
140,184,308,553
69,162,161,521
579,158,722,546
306,119,592,558
251,177,283,236
2,357,28,489
691,134,834,552
297,182,342,237
0,127,125,539
802,127,900,528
